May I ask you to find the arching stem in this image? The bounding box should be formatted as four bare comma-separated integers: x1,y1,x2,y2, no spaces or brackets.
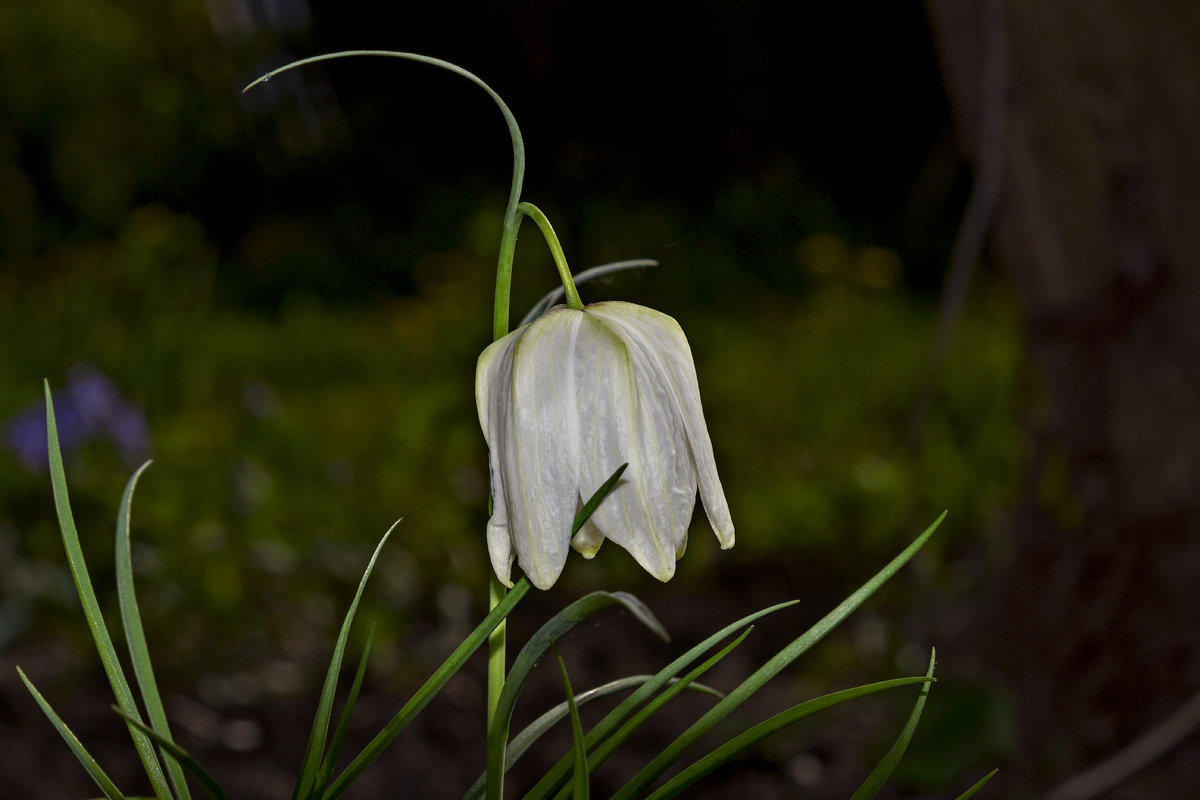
244,49,526,341
516,203,583,310
247,48,526,757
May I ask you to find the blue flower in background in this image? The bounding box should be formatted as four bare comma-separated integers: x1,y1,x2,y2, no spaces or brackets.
4,364,152,473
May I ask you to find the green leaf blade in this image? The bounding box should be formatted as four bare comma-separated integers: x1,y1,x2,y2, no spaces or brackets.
316,622,377,794
551,647,589,800
645,676,932,800
609,513,945,800
115,460,191,800
548,627,755,800
44,383,172,799
18,667,127,800
520,600,797,800
323,577,532,799
953,768,999,800
485,590,666,799
849,649,937,800
113,708,230,800
293,525,396,800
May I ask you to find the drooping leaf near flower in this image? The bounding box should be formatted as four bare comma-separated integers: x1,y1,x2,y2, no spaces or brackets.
477,301,734,590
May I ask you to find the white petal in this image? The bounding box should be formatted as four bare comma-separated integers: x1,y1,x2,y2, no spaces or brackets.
476,329,524,587
570,517,605,559
486,520,514,587
503,308,583,589
574,312,695,581
587,302,734,549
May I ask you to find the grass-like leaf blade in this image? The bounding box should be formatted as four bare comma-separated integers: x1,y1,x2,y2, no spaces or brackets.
322,577,532,799
463,676,722,800
572,464,627,535
115,460,191,800
485,591,668,800
551,647,589,800
546,627,754,800
113,709,230,800
293,525,396,800
953,768,999,800
520,261,658,326
609,512,945,800
849,649,937,799
43,383,172,799
645,676,932,800
18,667,127,800
485,463,631,735
520,601,797,800
316,622,376,794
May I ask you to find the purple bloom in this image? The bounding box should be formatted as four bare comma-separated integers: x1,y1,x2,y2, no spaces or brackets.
4,363,152,473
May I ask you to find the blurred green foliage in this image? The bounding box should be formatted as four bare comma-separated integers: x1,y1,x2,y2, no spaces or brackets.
0,4,1021,789
0,194,1023,697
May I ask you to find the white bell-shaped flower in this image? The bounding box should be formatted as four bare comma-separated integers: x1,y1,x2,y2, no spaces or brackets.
476,300,734,590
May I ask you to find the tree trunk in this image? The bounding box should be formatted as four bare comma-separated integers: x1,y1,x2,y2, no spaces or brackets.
924,1,1200,795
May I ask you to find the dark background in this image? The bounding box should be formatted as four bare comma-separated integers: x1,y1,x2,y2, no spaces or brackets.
3,1,1197,798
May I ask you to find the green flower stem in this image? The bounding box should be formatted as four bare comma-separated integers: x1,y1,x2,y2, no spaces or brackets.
515,202,583,310
248,50,578,767
247,45,525,761
487,573,508,731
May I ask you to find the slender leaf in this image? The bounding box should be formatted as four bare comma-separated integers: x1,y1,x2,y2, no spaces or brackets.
521,602,797,800
294,526,396,800
322,577,531,799
551,647,588,800
609,513,945,800
116,461,191,800
573,464,627,535
18,667,127,800
542,626,754,800
520,260,659,326
464,676,722,800
487,463,630,733
645,677,932,800
113,710,229,800
316,623,377,794
485,591,668,800
850,649,937,799
953,769,999,800
43,384,172,799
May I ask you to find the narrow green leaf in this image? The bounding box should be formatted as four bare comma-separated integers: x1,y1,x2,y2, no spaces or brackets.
551,647,588,800
316,622,376,794
113,709,229,800
645,676,931,800
573,464,627,535
18,667,127,800
547,628,753,800
850,649,937,800
953,768,998,800
520,261,659,326
43,384,172,799
609,513,945,800
294,525,396,800
463,676,722,800
116,461,191,800
322,577,532,799
520,601,797,800
488,464,630,734
486,591,667,800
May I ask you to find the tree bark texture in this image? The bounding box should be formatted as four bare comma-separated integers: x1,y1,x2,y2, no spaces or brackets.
925,1,1200,795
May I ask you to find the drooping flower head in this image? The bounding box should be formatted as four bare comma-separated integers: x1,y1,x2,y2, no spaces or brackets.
476,301,734,590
